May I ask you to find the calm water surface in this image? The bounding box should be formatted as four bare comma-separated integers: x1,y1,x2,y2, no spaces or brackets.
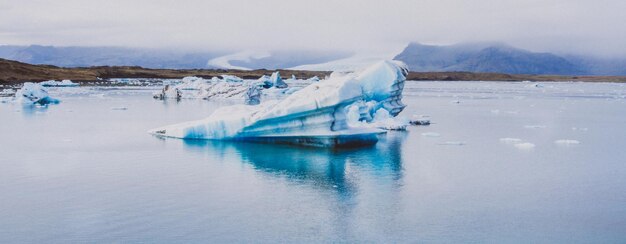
1,82,625,243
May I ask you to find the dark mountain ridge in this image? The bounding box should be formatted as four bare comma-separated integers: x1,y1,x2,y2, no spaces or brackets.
394,42,626,75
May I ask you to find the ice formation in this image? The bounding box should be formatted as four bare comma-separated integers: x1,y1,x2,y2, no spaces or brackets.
409,115,431,125
271,71,288,89
554,139,581,145
156,73,295,101
14,82,60,105
421,132,441,137
40,79,79,87
307,76,320,82
514,142,536,150
153,85,182,100
0,89,15,97
177,76,208,90
245,85,261,105
150,60,408,147
500,138,523,144
257,75,273,88
221,75,244,83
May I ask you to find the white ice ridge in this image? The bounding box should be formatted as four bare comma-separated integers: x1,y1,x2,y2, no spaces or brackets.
40,79,79,87
149,60,408,147
155,72,294,101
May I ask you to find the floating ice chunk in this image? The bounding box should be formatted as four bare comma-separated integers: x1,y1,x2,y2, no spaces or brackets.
524,125,547,129
439,141,466,146
369,108,407,130
178,76,208,90
150,60,408,147
271,71,288,89
15,82,60,105
421,132,441,137
153,85,182,100
500,138,523,144
554,139,581,145
409,115,431,125
514,142,535,150
40,79,79,87
571,127,589,131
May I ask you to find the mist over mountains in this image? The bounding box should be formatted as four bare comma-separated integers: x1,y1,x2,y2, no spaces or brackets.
0,45,349,70
1,43,625,75
393,43,626,75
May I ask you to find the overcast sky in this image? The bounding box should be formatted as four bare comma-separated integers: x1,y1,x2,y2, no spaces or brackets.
1,0,625,57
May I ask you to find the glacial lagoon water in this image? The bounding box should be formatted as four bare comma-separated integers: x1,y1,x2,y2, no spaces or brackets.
1,81,626,243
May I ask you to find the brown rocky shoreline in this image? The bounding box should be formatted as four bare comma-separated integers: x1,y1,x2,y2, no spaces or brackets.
2,58,626,85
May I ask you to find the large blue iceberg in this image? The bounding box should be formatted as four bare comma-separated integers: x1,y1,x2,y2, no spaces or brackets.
150,60,408,147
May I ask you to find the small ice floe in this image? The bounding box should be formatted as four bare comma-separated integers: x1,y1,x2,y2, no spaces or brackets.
499,138,523,144
554,139,581,145
0,88,15,97
15,82,60,105
438,141,466,146
409,119,430,126
111,107,128,110
571,127,589,132
513,142,535,150
500,137,535,150
40,79,79,87
409,114,430,125
153,84,182,100
490,109,500,114
524,125,547,129
270,71,288,89
421,132,441,137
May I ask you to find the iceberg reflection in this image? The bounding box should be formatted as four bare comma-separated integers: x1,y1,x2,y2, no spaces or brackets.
182,131,407,195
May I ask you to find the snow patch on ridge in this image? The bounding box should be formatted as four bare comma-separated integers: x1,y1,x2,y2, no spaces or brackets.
207,51,271,70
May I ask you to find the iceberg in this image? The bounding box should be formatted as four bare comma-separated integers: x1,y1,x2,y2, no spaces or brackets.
153,84,182,100
271,71,288,89
15,82,60,105
149,60,408,148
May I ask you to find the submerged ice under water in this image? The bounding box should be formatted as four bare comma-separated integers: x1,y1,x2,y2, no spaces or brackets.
0,81,625,242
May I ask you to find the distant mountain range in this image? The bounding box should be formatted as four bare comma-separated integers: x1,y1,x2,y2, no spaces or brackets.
2,43,626,75
393,43,626,75
0,45,223,69
0,45,349,70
